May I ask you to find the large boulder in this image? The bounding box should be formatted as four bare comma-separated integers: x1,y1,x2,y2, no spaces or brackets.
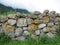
8,19,16,25
17,18,27,27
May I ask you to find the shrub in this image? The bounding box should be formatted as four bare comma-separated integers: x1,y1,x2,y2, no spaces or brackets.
0,33,11,45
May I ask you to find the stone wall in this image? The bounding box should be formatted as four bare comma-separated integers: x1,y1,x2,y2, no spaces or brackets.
0,10,60,41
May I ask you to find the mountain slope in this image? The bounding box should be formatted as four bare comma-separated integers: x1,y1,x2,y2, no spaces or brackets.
0,3,30,14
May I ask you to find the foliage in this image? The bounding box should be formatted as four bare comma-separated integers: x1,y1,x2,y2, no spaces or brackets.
0,4,30,14
0,33,11,45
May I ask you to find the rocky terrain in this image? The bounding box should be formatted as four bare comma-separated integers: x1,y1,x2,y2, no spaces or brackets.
0,10,60,41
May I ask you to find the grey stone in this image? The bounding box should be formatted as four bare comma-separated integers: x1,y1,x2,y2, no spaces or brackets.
38,24,46,29
7,30,15,38
23,31,30,36
15,28,23,36
8,14,16,19
47,22,54,26
27,18,33,24
16,12,21,17
0,29,4,34
23,27,28,30
43,10,49,14
33,11,41,15
42,27,48,32
38,14,43,19
46,32,56,38
35,30,40,35
0,16,8,22
15,36,25,41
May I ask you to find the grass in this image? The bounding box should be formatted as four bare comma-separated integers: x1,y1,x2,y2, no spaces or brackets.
0,32,60,45
0,10,16,17
3,37,60,45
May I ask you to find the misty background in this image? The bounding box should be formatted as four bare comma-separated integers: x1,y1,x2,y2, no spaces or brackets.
0,0,60,13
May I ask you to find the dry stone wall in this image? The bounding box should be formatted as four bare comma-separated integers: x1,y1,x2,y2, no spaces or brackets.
0,10,60,41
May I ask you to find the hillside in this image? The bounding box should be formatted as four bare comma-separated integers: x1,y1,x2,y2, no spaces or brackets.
0,3,30,14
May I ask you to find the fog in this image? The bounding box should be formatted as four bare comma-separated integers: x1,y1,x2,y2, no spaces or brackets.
0,0,60,13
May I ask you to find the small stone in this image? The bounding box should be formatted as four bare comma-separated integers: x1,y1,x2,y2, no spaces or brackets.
28,24,37,30
55,13,60,17
7,30,15,38
8,14,16,19
49,17,55,22
23,31,30,36
55,22,59,25
33,11,41,15
16,12,21,17
47,22,54,26
42,26,51,32
0,23,2,26
27,14,32,18
35,30,40,35
33,19,40,24
0,16,8,22
50,11,56,14
55,17,60,22
38,14,43,19
17,18,27,27
50,25,57,33
46,32,56,38
49,11,56,17
27,14,37,19
8,19,16,25
43,16,49,23
31,34,37,40
15,28,23,36
22,14,28,17
31,15,38,19
23,27,28,30
27,18,33,24
0,29,4,34
38,24,46,29
43,10,49,15
42,27,49,32
15,36,25,41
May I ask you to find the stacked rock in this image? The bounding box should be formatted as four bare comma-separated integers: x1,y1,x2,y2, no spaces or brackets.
0,10,60,41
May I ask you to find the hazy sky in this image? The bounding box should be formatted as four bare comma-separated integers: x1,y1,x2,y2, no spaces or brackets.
0,0,60,13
